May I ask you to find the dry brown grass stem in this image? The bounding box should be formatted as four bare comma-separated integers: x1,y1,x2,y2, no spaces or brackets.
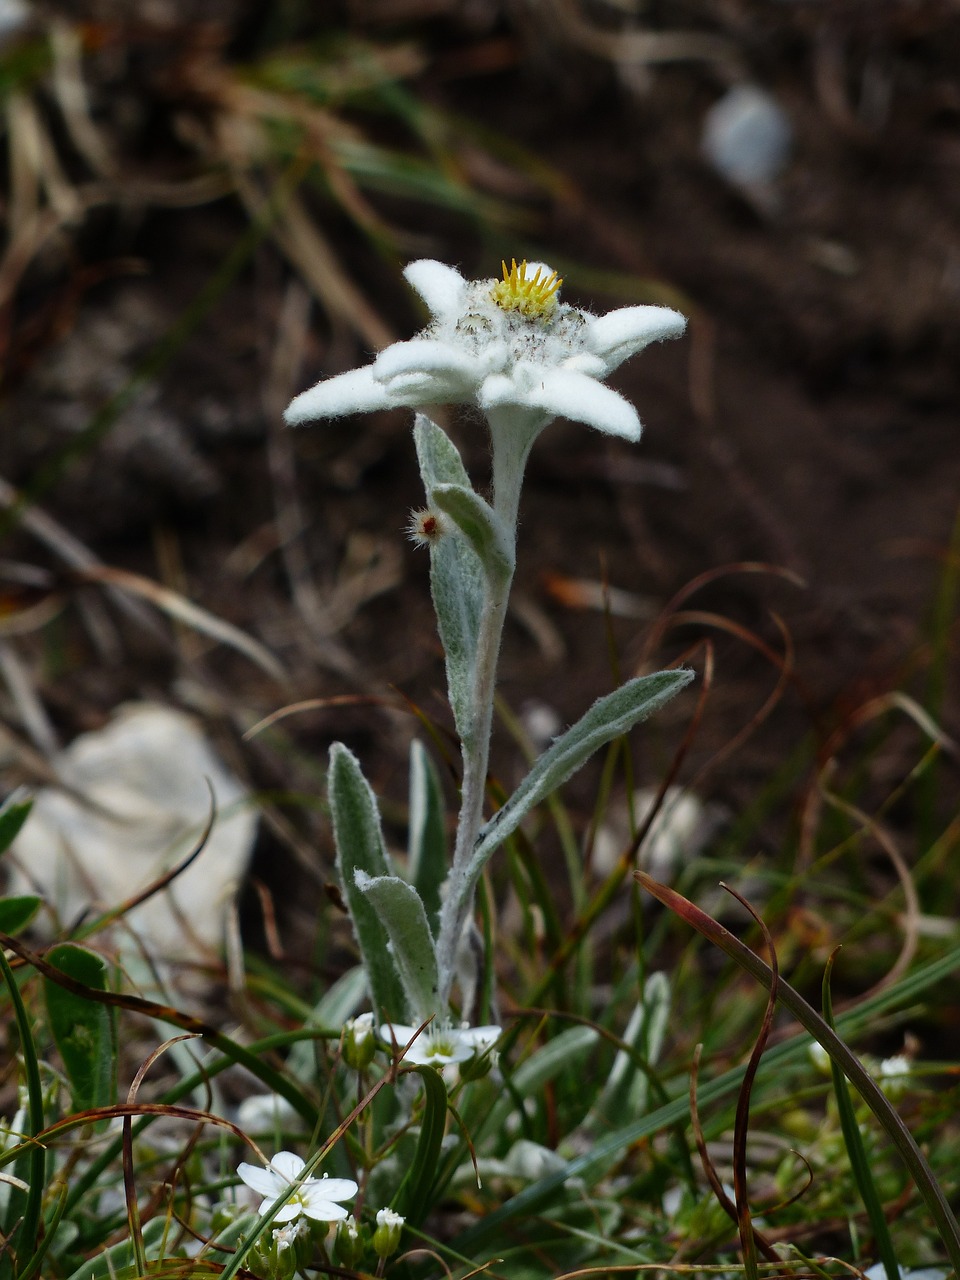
541,0,742,70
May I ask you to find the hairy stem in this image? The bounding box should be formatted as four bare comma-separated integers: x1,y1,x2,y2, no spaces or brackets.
435,409,542,1009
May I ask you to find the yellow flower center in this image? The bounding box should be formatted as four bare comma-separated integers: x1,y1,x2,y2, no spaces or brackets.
426,1034,456,1059
490,258,562,319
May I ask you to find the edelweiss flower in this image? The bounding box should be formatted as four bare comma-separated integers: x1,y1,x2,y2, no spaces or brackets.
380,1021,501,1067
237,1150,358,1223
285,258,686,441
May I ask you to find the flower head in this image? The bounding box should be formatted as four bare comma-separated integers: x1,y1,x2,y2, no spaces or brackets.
380,1020,501,1068
491,258,562,318
406,507,449,548
237,1151,357,1224
285,258,686,443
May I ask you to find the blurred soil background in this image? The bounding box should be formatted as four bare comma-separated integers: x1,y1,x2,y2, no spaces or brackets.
1,0,959,976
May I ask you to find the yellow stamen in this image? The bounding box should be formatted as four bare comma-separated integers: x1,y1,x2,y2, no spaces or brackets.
490,258,562,319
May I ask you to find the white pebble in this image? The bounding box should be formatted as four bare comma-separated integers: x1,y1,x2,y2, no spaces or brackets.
702,84,792,187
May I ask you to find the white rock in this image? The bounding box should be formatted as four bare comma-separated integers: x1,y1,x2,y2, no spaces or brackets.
864,1267,949,1280
702,84,792,187
7,703,256,965
503,1139,567,1182
593,785,722,881
235,1093,301,1134
0,0,30,42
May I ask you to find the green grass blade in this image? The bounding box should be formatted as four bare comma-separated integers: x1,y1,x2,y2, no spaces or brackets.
637,872,960,1276
451,926,960,1258
0,947,45,1279
823,955,901,1280
16,1177,67,1280
392,1064,449,1226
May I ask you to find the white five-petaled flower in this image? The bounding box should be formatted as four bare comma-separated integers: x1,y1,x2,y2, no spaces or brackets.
380,1021,502,1067
285,258,686,442
237,1151,358,1223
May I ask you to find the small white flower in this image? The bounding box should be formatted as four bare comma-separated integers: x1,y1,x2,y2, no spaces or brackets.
878,1053,911,1081
285,258,686,442
236,1151,358,1224
877,1053,912,1099
380,1021,502,1067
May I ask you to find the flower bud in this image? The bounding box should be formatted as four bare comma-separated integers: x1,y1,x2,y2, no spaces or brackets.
372,1207,405,1258
250,1222,303,1280
458,1047,496,1082
332,1214,365,1269
342,1012,377,1071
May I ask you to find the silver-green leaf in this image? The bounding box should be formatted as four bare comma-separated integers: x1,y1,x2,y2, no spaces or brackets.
458,669,695,914
413,413,471,490
328,743,406,1021
353,871,440,1022
414,415,484,745
431,483,514,585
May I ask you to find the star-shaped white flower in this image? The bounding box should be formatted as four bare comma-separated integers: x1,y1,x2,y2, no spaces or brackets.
380,1020,502,1067
237,1151,358,1223
285,259,686,442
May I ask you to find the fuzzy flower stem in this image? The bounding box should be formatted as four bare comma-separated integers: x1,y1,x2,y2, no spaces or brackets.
435,408,541,1008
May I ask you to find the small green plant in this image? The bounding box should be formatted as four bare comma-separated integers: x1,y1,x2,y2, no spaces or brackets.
287,255,691,1041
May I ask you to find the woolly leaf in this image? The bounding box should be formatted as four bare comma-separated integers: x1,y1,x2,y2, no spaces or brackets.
457,669,695,916
353,872,439,1022
414,415,484,744
328,744,406,1022
432,483,514,585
